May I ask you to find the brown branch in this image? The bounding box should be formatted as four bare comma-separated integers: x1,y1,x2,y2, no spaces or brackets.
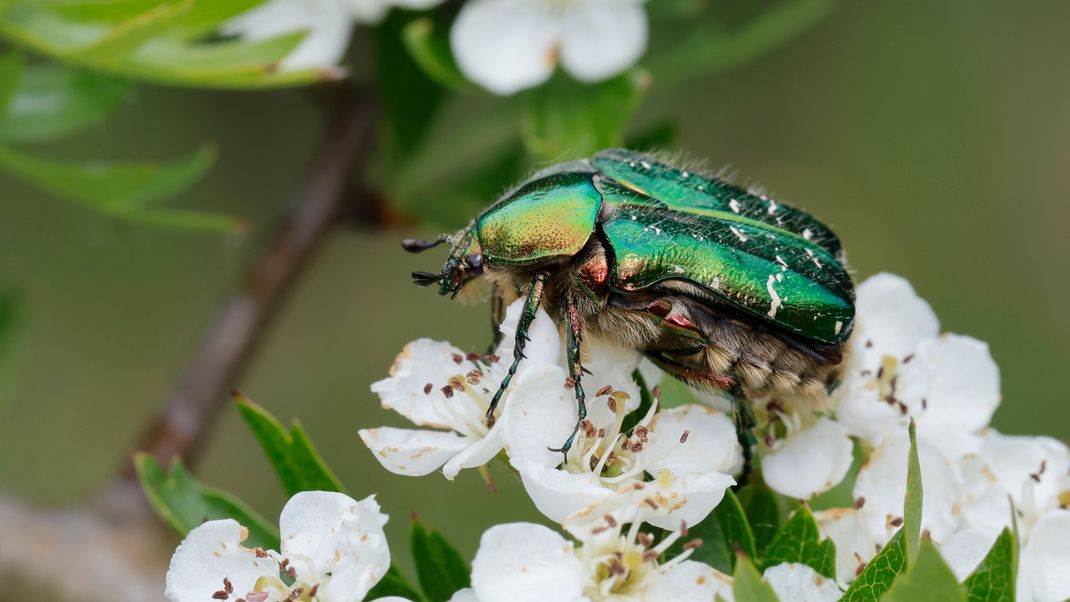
95,84,379,519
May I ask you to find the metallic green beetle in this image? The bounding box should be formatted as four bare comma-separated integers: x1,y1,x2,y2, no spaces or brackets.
405,149,855,468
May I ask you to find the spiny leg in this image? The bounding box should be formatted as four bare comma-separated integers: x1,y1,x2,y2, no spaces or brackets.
549,291,587,461
485,272,547,427
730,384,758,488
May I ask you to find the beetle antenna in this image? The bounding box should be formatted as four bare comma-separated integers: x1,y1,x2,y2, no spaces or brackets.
412,271,443,287
401,236,449,253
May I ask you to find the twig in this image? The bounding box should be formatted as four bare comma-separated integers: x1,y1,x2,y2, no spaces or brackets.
95,84,379,519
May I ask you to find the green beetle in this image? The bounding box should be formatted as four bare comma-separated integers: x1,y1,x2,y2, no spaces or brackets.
405,149,855,468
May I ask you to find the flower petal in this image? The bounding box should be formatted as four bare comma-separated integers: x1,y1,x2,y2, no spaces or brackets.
980,430,1070,513
814,508,879,586
278,492,391,602
359,427,470,476
833,376,907,444
164,519,278,602
645,560,735,602
223,0,353,71
852,273,939,371
939,528,995,581
470,523,587,602
450,0,559,95
559,0,648,82
1020,510,1070,602
371,338,474,429
447,589,481,602
645,470,736,531
513,457,611,522
501,364,577,468
442,424,505,480
763,418,853,500
763,562,842,602
496,302,561,368
644,404,741,475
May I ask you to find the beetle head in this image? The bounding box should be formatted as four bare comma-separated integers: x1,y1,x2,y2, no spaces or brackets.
403,227,483,297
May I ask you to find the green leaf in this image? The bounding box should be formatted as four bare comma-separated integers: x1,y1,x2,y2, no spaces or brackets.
134,452,279,550
905,419,923,564
884,539,966,602
0,50,25,112
732,556,780,602
367,566,424,602
621,367,655,435
402,16,474,92
655,376,699,410
759,505,836,579
963,528,1017,602
77,0,193,65
687,489,758,573
0,64,130,142
376,10,444,160
841,529,908,602
411,519,470,602
737,478,780,554
522,69,650,161
235,393,347,496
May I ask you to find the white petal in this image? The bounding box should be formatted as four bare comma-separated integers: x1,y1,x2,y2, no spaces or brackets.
223,0,352,71
496,301,561,368
637,357,664,389
939,528,996,581
514,458,611,522
814,508,880,586
763,563,842,602
763,418,853,500
644,405,741,475
645,560,734,602
450,0,560,95
645,471,736,531
581,365,641,431
359,427,470,476
956,454,1015,542
279,492,390,602
852,273,939,371
980,430,1070,512
853,435,963,543
442,424,505,480
371,339,474,430
470,523,588,602
501,364,578,468
559,0,647,82
1020,510,1070,602
447,589,481,602
339,0,391,22
898,334,1000,437
833,376,907,443
165,519,278,602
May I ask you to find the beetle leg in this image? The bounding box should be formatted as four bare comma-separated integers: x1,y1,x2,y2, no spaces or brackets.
485,271,547,427
548,291,587,462
730,384,758,488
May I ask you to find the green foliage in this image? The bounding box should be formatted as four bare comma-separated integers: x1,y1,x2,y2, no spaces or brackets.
402,16,473,93
134,452,279,550
522,69,650,161
904,420,923,563
0,0,331,88
963,528,1018,602
732,556,780,602
841,528,908,601
235,392,347,496
367,566,425,602
688,489,758,573
376,10,444,160
884,539,966,602
411,518,471,602
759,505,836,579
737,478,781,553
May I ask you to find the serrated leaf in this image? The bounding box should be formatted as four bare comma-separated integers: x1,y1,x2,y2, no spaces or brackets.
0,64,130,142
77,0,193,65
737,478,780,554
905,419,923,564
0,50,25,112
401,16,473,92
134,452,279,550
411,519,470,602
235,393,346,496
522,69,650,161
963,528,1017,602
367,565,424,602
760,505,836,579
841,529,908,602
884,539,966,602
732,556,780,602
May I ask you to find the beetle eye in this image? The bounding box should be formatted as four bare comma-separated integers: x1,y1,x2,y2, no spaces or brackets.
466,254,483,269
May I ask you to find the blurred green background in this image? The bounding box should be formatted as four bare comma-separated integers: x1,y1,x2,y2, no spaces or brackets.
1,0,1068,568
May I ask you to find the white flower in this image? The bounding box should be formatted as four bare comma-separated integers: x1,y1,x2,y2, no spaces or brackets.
815,507,881,585
762,415,854,500
165,491,406,602
1018,509,1070,602
503,374,739,528
360,300,559,480
763,563,842,602
453,495,733,602
225,0,444,71
450,0,649,94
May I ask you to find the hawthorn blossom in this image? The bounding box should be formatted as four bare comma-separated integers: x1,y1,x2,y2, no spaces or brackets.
165,491,407,602
450,0,649,94
763,563,842,602
360,300,559,479
224,0,443,71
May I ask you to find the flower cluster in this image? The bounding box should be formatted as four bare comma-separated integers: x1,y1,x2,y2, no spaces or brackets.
224,0,649,94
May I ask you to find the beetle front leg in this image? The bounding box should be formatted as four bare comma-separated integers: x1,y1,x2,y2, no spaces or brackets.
485,271,547,427
549,291,587,461
730,384,758,488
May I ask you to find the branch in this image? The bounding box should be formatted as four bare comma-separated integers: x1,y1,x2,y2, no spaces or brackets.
95,84,379,518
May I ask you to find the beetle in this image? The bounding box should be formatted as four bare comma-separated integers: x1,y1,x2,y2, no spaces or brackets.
403,149,855,472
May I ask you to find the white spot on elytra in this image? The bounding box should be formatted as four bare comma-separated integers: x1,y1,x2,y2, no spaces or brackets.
673,265,685,273
767,200,777,215
805,248,822,268
835,321,843,335
640,160,651,170
729,226,749,242
776,273,783,282
766,274,782,318
729,199,742,213
775,255,789,271
710,277,721,289
681,170,690,178
802,228,813,240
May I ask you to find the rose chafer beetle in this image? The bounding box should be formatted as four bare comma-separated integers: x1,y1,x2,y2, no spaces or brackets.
404,149,855,474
